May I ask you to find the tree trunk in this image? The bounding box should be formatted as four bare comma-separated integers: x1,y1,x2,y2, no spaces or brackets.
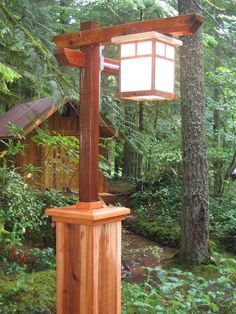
178,0,209,265
137,101,144,178
213,12,223,196
122,105,137,179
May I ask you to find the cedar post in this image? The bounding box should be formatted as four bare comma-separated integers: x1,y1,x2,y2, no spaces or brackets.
79,21,100,203
46,21,130,314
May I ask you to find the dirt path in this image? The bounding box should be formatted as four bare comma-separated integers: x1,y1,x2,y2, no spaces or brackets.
122,227,176,283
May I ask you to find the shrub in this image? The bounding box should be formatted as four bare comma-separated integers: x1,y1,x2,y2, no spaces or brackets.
0,254,235,314
209,191,236,250
0,270,56,314
27,248,56,271
129,177,236,250
0,170,45,232
122,254,236,314
28,190,77,246
0,168,78,247
127,177,181,246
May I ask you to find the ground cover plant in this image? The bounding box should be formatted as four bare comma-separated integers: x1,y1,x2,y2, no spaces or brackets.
122,254,236,314
127,175,236,252
0,253,235,314
0,168,235,313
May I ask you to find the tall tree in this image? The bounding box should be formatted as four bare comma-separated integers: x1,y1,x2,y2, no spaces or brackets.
178,0,209,264
122,105,138,179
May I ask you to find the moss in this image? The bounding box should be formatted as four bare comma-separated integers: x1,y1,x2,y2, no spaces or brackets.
125,217,180,247
0,270,56,314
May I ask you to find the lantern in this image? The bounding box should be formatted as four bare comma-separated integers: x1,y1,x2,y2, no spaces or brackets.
112,31,182,101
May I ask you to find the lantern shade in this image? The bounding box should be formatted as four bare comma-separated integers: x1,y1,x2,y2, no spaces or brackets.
112,31,182,101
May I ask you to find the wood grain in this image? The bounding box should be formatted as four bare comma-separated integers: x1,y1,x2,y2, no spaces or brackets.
55,221,122,314
79,22,100,202
116,89,177,101
46,205,130,225
53,14,203,49
54,48,119,76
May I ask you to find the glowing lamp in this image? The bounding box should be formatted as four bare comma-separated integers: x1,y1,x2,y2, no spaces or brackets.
112,32,182,101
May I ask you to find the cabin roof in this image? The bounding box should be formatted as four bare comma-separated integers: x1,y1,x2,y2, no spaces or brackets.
0,98,119,139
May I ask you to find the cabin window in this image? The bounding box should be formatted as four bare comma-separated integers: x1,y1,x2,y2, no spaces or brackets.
59,105,71,117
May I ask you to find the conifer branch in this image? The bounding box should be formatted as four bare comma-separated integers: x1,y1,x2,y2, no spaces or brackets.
0,2,78,97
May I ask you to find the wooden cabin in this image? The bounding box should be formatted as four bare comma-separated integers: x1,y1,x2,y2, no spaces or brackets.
0,98,118,193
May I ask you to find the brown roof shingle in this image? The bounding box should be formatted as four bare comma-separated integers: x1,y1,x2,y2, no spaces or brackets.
0,98,55,138
0,98,121,139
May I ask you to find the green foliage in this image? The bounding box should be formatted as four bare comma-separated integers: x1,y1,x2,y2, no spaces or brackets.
33,128,80,154
0,259,26,275
39,189,77,209
26,189,77,246
1,254,235,314
209,190,236,249
129,176,236,249
0,270,56,314
0,170,46,232
0,62,21,100
27,247,56,271
122,254,236,314
0,123,25,186
0,167,77,247
0,217,10,247
127,175,181,246
0,244,55,274
33,128,80,175
0,0,79,109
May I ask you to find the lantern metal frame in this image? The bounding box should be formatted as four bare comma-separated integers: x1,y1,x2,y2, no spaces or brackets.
112,31,182,101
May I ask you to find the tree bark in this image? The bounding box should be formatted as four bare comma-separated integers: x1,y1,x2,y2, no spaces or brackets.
178,0,209,265
122,105,137,179
213,12,223,196
137,101,144,178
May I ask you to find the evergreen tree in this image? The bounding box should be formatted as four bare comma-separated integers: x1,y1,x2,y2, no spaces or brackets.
178,0,209,265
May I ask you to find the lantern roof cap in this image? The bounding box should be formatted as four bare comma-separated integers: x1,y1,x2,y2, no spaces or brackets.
112,31,182,46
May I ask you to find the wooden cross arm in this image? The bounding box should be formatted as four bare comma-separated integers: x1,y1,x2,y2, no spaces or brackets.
53,14,203,49
54,48,119,76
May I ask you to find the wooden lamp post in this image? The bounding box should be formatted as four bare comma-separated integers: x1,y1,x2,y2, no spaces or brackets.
45,14,203,314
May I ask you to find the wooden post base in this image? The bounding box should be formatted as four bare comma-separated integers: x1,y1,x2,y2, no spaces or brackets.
46,204,130,314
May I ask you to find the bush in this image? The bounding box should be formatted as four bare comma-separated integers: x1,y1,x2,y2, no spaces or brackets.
127,177,181,246
209,191,236,250
128,177,236,250
28,190,77,246
0,270,56,314
0,254,235,314
27,248,56,271
0,170,45,232
0,168,78,247
122,254,236,314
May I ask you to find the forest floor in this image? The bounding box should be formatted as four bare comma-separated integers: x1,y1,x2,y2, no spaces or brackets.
122,227,176,283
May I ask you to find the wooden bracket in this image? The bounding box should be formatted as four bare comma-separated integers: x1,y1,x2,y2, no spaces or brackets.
54,48,86,67
54,48,119,75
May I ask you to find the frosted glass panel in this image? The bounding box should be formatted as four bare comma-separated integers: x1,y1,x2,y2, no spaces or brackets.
120,57,152,92
121,43,135,57
155,58,174,93
166,45,175,59
156,42,165,56
137,41,152,55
